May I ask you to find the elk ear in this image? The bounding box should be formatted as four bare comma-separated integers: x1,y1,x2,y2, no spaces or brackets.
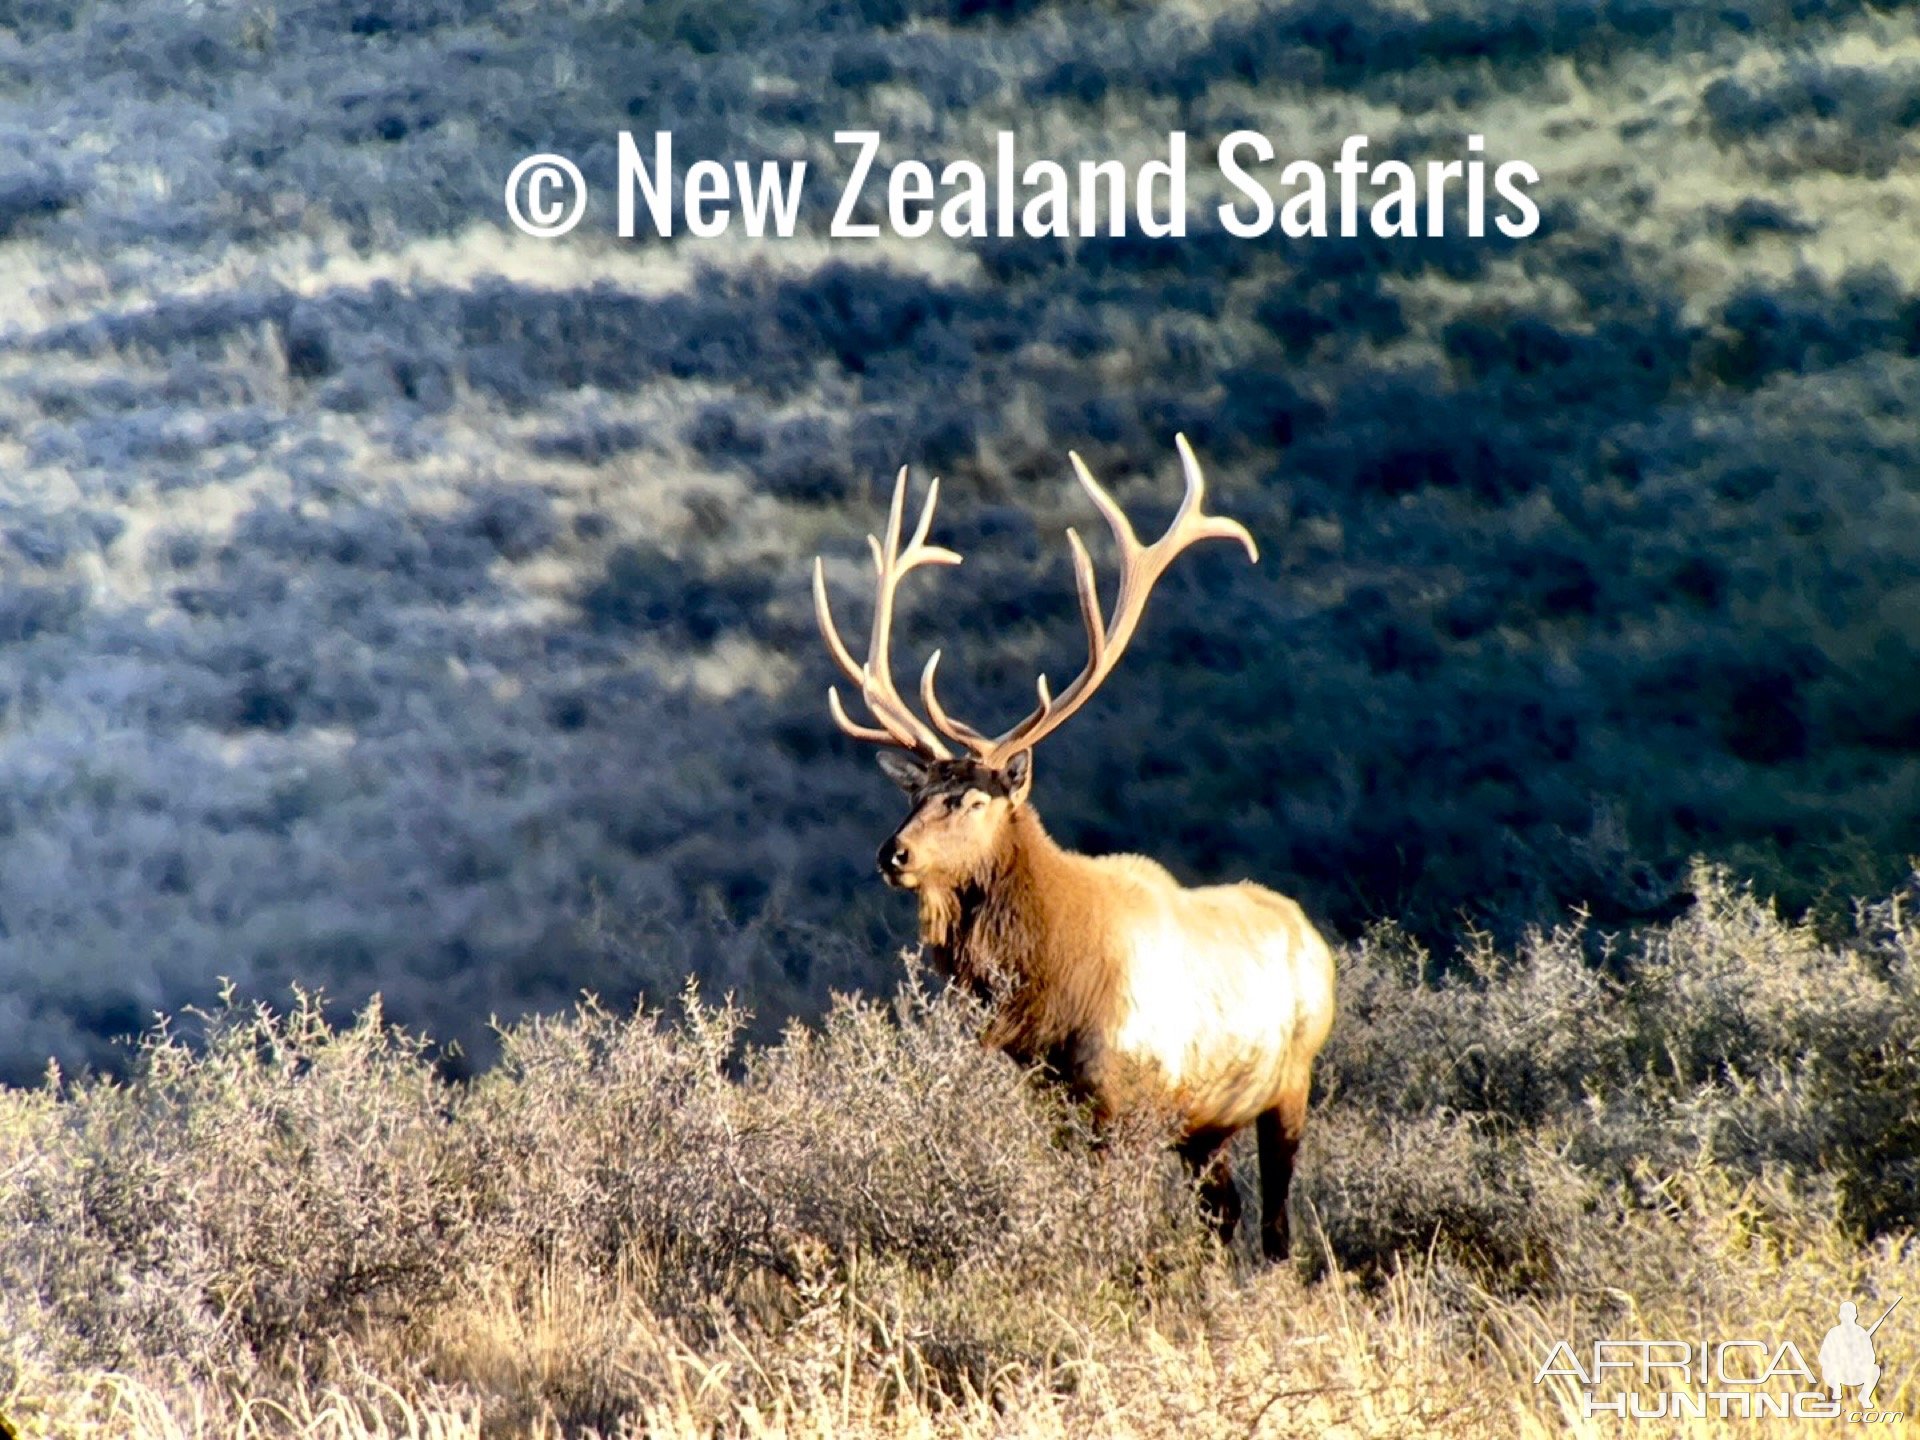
1001,749,1033,805
875,751,929,794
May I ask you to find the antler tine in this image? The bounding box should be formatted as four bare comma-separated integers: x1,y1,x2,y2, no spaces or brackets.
883,459,909,566
921,651,1059,757
1066,528,1108,669
814,554,935,753
1174,432,1260,561
907,473,951,555
813,467,962,759
812,556,864,684
918,650,992,749
979,436,1259,766
826,684,902,747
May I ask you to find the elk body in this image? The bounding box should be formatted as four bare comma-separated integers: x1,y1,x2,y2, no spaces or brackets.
813,437,1336,1258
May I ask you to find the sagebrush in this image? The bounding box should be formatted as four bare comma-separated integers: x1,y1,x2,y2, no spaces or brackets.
1,869,1914,1436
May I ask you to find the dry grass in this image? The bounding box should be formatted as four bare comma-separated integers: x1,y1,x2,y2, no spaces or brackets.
2,870,1916,1437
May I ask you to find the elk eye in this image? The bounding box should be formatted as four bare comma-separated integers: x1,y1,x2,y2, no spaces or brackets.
964,791,988,811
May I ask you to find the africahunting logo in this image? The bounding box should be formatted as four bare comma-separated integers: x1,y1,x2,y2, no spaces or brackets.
1535,1297,1904,1423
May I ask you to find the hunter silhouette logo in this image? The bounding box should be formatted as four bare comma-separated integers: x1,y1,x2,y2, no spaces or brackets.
1535,1294,1905,1423
1821,1299,1899,1409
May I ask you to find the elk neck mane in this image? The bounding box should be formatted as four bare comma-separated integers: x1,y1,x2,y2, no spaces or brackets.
916,804,1125,1058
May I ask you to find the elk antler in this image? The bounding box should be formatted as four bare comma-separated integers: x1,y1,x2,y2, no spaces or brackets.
922,433,1258,767
815,437,1258,769
812,466,960,759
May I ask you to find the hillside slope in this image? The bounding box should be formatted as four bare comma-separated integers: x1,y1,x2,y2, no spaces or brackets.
0,0,1916,1085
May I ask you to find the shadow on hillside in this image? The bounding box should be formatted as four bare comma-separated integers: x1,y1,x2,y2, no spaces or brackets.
7,135,1920,1079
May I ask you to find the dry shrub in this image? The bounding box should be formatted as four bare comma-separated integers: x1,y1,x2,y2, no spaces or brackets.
464,976,1197,1293
0,987,478,1391
453,973,1210,1417
1301,866,1920,1312
1302,1110,1591,1291
1,870,1915,1436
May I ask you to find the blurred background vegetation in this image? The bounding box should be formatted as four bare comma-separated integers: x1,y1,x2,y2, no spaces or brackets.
1,0,1918,1082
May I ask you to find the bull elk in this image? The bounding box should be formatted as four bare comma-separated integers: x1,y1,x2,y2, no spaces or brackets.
812,436,1336,1258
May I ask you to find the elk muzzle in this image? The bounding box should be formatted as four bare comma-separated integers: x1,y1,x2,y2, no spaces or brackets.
877,833,917,887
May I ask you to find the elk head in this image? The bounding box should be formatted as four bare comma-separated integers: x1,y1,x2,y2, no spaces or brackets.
812,436,1259,890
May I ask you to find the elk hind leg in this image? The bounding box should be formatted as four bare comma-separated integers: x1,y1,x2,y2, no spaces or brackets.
1177,1128,1242,1248
1257,1085,1309,1261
